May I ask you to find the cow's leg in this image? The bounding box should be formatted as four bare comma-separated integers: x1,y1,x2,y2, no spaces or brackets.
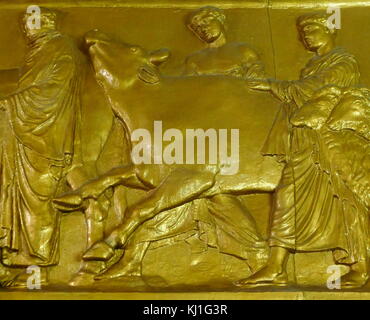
83,168,216,260
53,164,152,211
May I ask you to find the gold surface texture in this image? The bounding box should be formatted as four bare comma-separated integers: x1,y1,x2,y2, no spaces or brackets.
0,0,368,300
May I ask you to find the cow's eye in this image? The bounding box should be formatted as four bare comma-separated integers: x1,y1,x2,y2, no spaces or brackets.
130,47,138,53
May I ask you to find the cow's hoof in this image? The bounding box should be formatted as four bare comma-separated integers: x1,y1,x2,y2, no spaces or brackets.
83,241,115,261
53,193,84,211
234,267,288,288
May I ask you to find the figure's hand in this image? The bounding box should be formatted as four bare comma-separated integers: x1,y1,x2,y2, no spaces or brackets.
245,79,271,91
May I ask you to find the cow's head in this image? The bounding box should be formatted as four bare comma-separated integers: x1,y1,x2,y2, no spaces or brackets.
85,29,170,91
328,88,370,141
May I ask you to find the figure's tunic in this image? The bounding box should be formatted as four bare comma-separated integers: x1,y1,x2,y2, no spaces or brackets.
265,47,366,264
0,31,84,266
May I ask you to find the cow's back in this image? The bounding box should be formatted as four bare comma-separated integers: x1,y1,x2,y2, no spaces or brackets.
113,75,282,190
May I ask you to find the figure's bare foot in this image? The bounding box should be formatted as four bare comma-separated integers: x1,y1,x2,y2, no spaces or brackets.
341,270,369,289
83,241,115,261
234,265,288,288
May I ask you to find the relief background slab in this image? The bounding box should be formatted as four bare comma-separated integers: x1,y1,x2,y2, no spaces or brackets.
0,0,369,298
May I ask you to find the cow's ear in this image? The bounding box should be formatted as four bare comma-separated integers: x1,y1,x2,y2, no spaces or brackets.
138,64,160,84
149,48,170,66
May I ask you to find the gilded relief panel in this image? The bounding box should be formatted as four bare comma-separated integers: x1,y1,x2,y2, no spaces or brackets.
0,1,367,297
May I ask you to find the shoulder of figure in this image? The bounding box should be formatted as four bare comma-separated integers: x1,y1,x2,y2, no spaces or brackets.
331,47,359,63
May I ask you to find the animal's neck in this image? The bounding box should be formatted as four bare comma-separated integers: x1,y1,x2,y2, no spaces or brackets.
103,80,151,131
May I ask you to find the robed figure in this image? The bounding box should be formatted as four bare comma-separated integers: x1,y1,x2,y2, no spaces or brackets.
0,8,84,284
239,12,368,288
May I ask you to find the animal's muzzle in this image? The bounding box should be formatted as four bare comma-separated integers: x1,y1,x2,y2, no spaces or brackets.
85,29,109,48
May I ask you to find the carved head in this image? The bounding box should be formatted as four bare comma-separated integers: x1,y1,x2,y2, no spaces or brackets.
85,30,170,91
22,7,60,39
187,6,226,45
297,12,336,52
328,88,370,140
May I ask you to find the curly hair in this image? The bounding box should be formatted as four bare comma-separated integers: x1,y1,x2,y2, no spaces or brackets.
187,6,226,30
297,12,336,35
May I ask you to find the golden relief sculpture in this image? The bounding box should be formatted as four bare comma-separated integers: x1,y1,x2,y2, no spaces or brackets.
0,0,368,299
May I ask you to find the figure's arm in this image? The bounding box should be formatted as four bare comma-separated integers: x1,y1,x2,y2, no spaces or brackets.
245,76,327,108
247,54,359,108
270,59,359,107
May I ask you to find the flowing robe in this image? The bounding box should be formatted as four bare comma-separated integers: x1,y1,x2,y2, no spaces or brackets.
0,31,84,266
264,47,366,264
